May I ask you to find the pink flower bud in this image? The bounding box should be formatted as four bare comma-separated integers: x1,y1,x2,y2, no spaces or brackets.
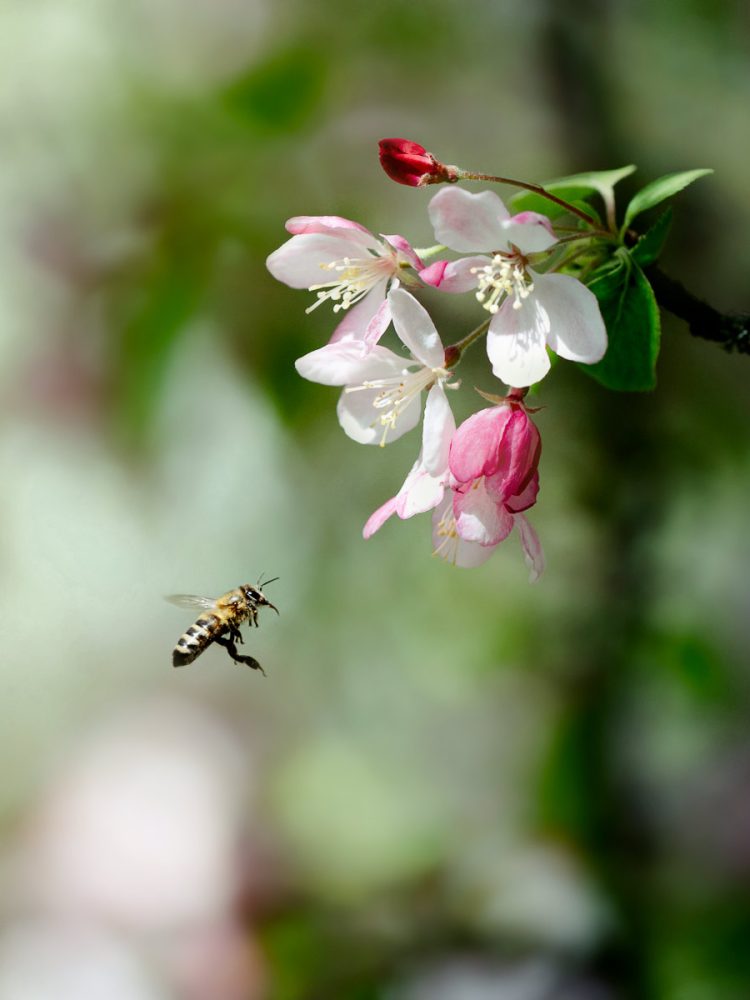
378,138,458,187
450,403,541,506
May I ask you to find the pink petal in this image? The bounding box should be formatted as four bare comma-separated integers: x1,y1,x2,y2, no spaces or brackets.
501,212,558,254
515,513,545,582
486,298,552,387
453,480,515,546
419,256,490,294
285,216,379,250
363,496,399,538
328,283,388,344
428,187,511,253
483,410,541,501
266,233,377,289
421,384,455,477
531,272,607,364
505,470,540,513
381,234,424,270
449,406,514,484
295,342,404,386
388,287,444,368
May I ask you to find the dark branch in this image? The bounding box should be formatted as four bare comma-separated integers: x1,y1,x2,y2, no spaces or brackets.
647,267,750,355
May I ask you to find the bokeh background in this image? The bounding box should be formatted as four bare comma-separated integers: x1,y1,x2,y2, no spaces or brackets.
1,1,749,998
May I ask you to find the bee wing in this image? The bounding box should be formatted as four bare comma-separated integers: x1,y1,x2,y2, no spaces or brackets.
165,594,218,611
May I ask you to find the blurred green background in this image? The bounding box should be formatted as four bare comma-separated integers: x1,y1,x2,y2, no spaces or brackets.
1,1,749,998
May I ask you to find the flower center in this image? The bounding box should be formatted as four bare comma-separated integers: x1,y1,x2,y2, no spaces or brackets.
306,253,394,315
346,365,450,447
471,255,534,314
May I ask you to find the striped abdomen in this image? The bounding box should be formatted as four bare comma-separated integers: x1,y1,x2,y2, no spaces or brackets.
173,613,225,667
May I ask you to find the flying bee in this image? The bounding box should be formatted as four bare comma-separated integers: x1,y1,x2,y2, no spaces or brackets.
166,578,279,672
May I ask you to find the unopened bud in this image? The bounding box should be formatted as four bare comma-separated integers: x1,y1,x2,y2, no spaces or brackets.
378,138,458,187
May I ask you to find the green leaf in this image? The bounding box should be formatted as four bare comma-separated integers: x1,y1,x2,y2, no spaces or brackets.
582,260,661,391
623,168,713,229
546,165,637,197
630,206,673,266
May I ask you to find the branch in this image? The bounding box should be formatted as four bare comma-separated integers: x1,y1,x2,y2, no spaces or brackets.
646,267,750,355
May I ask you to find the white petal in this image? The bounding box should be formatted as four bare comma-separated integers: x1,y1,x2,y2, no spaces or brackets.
266,233,378,289
500,212,558,254
295,342,404,386
486,299,552,387
453,480,514,546
421,384,455,477
388,287,444,367
399,470,445,518
428,187,511,253
515,513,545,582
531,272,608,363
336,385,421,445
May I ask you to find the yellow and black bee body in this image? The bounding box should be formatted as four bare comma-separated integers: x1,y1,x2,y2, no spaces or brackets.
167,579,278,672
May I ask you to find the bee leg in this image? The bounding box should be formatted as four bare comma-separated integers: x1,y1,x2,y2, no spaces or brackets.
230,626,244,645
214,634,266,675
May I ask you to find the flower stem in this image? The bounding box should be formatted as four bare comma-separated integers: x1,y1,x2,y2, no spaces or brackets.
456,170,601,229
444,318,490,367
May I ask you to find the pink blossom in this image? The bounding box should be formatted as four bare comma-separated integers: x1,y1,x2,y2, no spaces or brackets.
295,287,457,447
266,216,423,347
436,402,544,579
424,187,607,387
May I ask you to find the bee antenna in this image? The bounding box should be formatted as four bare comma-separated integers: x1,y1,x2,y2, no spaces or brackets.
258,574,279,589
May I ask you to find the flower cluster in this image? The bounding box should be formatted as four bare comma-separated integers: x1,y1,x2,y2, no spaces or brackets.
266,140,609,578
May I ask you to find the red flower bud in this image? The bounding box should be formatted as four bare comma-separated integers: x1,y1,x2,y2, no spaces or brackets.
378,138,458,187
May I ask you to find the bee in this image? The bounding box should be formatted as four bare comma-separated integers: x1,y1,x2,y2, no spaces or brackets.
167,578,279,672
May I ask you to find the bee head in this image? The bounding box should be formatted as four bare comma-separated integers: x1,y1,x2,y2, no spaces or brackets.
243,577,279,614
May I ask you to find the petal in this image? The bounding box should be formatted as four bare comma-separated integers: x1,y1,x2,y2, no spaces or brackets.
428,187,511,253
295,342,405,386
486,298,552,387
515,513,545,582
500,211,558,254
285,216,380,250
363,496,399,538
421,384,455,476
505,470,540,513
336,383,421,445
531,272,608,364
363,295,393,348
432,496,498,568
483,410,541,500
419,256,490,294
381,234,424,270
266,233,377,289
449,405,514,483
389,287,444,367
397,469,445,518
328,283,387,344
453,479,514,546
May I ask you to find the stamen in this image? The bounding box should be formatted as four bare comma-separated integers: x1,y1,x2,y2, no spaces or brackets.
433,509,460,564
344,365,451,447
305,254,392,315
471,254,534,315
